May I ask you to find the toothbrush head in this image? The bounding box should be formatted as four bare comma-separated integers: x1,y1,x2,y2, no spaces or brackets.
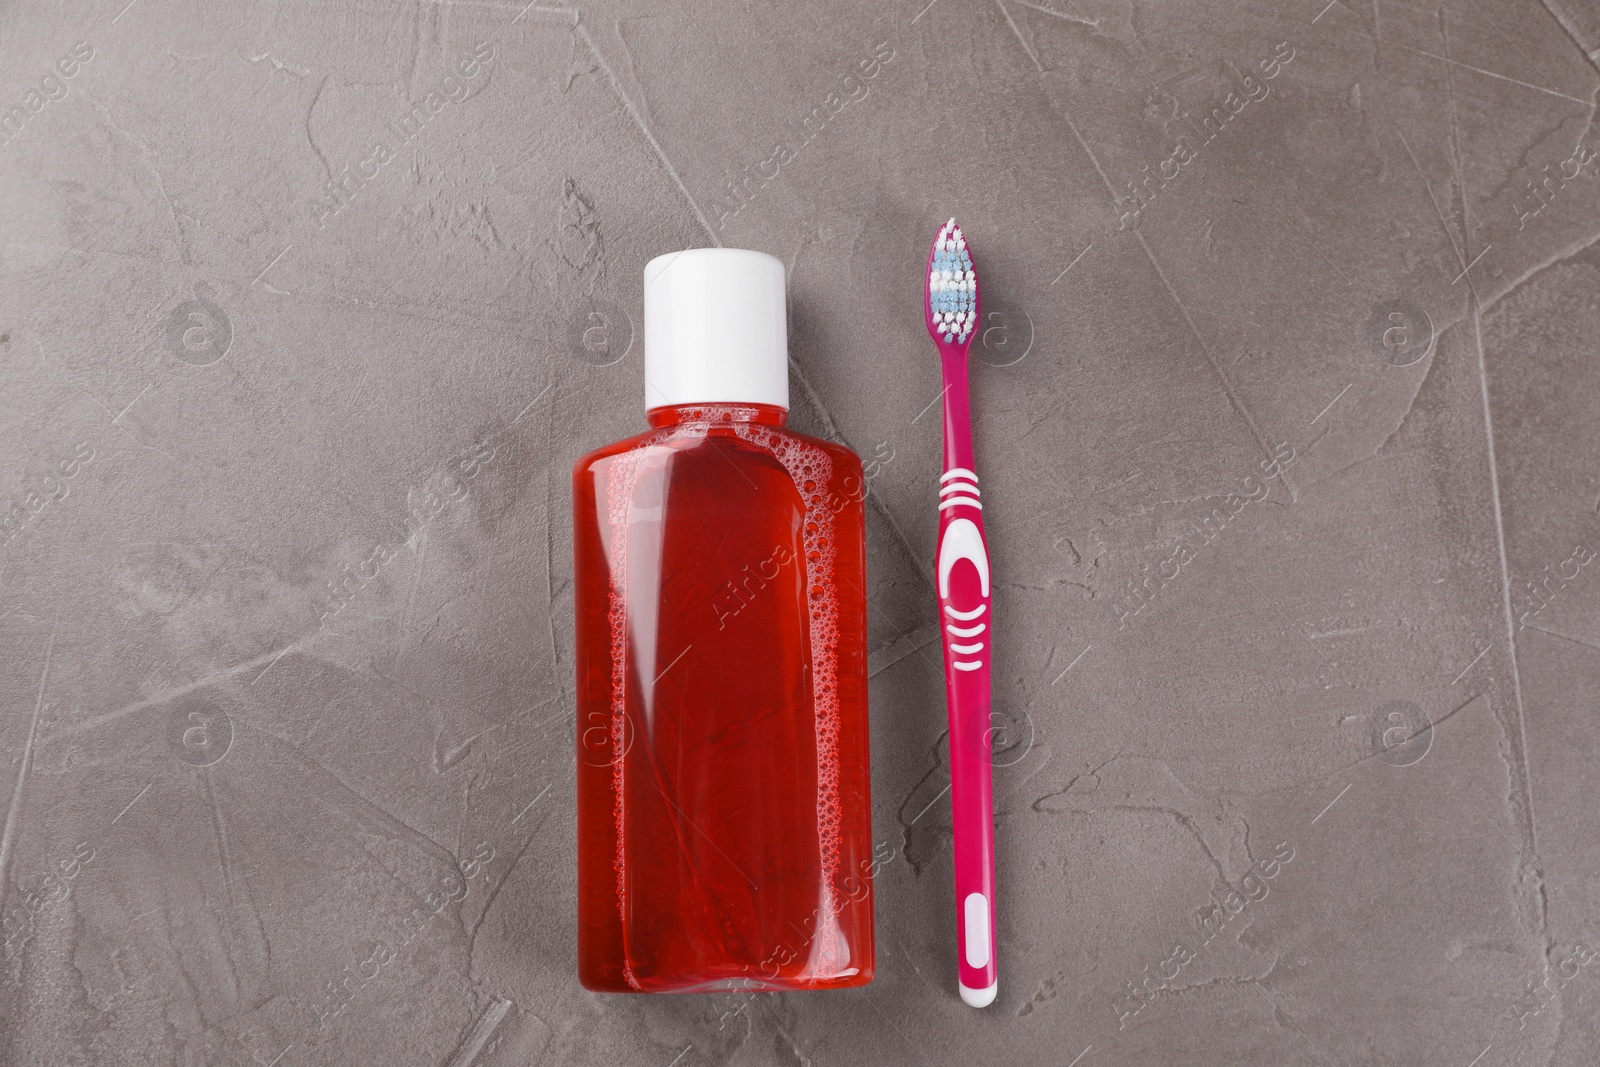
925,217,979,349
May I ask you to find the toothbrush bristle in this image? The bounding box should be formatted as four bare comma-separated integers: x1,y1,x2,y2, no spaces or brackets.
926,216,978,346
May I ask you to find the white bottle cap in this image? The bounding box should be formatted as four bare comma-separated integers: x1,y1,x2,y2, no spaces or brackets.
643,248,789,411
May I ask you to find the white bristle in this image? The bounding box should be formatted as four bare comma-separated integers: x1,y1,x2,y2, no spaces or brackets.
928,217,977,344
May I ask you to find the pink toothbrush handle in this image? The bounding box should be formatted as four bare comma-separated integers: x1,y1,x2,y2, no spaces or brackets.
936,366,997,1007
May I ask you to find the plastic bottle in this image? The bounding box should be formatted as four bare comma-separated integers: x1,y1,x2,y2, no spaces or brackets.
572,248,875,992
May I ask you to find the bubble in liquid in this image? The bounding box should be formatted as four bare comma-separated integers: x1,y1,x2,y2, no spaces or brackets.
600,430,676,985
732,423,851,957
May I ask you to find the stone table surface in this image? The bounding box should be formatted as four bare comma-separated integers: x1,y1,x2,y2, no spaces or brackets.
4,0,1600,1064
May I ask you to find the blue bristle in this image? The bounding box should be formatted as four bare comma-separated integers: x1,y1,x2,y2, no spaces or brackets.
928,220,976,341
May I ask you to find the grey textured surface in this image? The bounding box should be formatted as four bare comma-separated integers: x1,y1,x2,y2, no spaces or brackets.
3,0,1600,1063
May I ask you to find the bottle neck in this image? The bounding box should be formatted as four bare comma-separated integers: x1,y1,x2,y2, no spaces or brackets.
646,403,788,429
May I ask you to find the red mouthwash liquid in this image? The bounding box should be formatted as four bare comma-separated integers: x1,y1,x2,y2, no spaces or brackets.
572,250,875,992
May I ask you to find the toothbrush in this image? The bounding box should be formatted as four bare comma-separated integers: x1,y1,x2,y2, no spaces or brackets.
924,217,997,1008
